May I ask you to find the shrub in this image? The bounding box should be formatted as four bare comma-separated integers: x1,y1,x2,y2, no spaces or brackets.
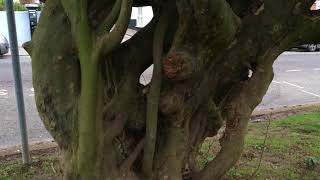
0,0,28,11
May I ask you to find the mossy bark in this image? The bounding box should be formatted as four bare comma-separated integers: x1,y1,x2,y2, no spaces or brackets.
28,0,320,179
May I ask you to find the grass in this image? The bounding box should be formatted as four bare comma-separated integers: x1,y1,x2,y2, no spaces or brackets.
198,112,320,180
0,154,61,180
0,112,319,179
0,0,28,11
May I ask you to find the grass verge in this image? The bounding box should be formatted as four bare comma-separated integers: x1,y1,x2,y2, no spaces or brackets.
199,112,320,180
0,150,60,180
0,112,319,179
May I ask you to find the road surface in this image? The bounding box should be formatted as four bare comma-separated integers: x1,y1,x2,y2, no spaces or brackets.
258,52,320,109
140,52,320,110
0,52,320,148
0,56,52,149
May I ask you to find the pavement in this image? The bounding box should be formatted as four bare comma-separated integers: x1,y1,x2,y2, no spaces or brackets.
0,56,52,149
0,49,320,149
257,52,320,109
2,47,30,57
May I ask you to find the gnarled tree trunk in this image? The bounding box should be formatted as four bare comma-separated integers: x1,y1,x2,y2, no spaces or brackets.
26,0,320,179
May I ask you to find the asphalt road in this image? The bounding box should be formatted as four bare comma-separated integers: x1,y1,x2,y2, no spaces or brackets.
0,56,52,149
258,52,320,109
0,52,320,148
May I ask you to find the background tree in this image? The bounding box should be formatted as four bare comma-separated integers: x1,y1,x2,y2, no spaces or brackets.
25,0,320,179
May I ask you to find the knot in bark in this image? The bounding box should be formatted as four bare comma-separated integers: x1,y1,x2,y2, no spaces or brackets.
163,51,195,80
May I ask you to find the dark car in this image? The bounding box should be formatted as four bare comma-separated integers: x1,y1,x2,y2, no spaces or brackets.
0,34,9,55
299,44,320,52
290,44,320,52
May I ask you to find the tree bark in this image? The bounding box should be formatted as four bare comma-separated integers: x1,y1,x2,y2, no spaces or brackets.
28,0,320,179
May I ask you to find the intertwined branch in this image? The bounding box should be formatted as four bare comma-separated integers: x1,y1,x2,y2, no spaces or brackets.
142,4,173,177
28,0,320,179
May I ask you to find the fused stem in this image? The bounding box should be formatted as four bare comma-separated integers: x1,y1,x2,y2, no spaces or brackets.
94,0,133,61
97,0,122,34
142,6,172,178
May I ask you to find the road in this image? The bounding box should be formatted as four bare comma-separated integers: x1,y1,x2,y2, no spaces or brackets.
258,52,320,109
0,56,52,149
0,52,320,148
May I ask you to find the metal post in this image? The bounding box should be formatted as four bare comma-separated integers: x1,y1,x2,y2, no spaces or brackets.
5,0,31,164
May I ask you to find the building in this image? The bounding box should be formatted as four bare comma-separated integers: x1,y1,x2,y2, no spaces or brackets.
13,0,41,4
311,0,320,11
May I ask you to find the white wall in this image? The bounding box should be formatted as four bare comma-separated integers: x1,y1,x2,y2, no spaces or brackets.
0,11,31,46
0,11,40,46
0,7,152,46
131,6,153,27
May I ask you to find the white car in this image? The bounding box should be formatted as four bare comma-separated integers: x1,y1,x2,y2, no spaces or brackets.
0,34,9,55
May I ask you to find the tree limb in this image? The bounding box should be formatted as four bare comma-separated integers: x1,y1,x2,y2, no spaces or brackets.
97,0,122,35
61,0,93,65
31,0,79,150
22,41,32,56
142,7,171,177
191,12,320,176
104,114,127,142
120,138,146,172
227,0,264,17
193,54,275,180
93,0,133,61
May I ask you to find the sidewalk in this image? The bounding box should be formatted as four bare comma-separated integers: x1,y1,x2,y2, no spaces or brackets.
0,47,30,58
7,47,30,56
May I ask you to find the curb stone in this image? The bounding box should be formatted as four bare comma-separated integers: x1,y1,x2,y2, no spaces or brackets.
0,141,57,161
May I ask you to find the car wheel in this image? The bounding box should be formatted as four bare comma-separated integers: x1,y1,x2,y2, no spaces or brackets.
308,44,317,52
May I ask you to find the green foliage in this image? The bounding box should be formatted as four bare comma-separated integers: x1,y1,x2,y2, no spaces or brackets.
0,0,28,11
0,154,61,180
13,3,27,11
0,0,4,10
253,143,267,151
197,112,320,179
273,112,320,134
305,156,320,170
197,139,217,169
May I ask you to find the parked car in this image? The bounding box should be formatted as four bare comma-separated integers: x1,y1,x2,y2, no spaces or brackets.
290,44,320,52
290,1,320,52
0,34,9,55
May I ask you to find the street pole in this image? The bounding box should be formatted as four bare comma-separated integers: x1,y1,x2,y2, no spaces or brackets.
5,0,31,164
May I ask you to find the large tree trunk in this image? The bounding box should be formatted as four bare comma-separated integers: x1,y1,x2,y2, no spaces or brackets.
26,0,320,179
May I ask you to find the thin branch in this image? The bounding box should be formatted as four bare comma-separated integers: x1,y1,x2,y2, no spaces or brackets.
61,0,74,17
226,0,264,17
142,4,173,177
94,0,133,60
61,0,93,64
249,114,271,179
104,114,127,142
120,138,146,172
192,56,275,180
97,0,122,35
